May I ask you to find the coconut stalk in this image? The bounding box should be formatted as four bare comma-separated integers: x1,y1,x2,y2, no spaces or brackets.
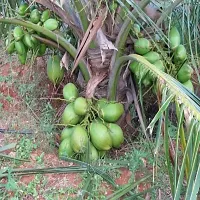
32,34,66,53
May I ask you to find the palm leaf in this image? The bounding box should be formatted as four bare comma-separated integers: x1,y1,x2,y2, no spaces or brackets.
108,54,200,198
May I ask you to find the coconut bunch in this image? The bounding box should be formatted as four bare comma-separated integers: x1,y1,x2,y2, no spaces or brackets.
169,27,194,92
5,2,60,64
129,25,194,92
58,83,125,162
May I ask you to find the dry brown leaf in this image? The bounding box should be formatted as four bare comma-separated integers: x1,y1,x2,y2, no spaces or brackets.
125,111,134,128
77,71,86,88
96,29,117,63
96,29,117,50
85,73,107,98
61,52,69,70
71,8,107,75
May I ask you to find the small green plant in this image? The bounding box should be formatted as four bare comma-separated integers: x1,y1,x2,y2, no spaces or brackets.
80,173,107,200
0,75,13,83
5,95,13,103
39,102,55,134
36,152,44,165
15,137,37,160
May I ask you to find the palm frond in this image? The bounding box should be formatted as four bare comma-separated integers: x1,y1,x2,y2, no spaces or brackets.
108,54,200,198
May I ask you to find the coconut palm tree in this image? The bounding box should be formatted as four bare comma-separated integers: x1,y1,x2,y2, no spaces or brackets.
0,0,199,199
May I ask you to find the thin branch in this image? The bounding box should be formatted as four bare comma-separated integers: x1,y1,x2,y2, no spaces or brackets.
130,78,150,140
32,34,65,53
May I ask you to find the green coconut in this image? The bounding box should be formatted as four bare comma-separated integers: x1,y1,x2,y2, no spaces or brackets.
61,103,81,126
154,60,165,72
18,3,30,16
169,26,181,51
143,51,161,64
13,26,24,41
44,18,59,31
134,38,152,55
107,123,124,148
129,61,147,80
60,127,75,141
74,97,89,116
173,45,187,64
81,142,99,162
63,83,79,102
41,10,51,22
30,9,41,24
96,98,108,110
47,55,64,85
182,80,194,93
177,63,193,83
100,102,124,123
70,125,89,153
89,122,112,151
58,138,74,158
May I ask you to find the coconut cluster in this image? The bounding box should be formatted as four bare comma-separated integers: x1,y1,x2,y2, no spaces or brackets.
59,83,125,162
129,25,194,92
5,2,59,65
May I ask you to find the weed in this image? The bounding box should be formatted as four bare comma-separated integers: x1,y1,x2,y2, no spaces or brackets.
39,102,55,135
25,174,42,197
36,152,45,165
14,64,57,152
43,186,79,200
9,174,45,199
15,137,37,160
17,83,37,105
5,95,13,103
0,75,13,83
79,173,107,200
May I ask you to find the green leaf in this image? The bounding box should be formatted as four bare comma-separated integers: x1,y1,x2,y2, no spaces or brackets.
164,106,175,197
0,143,16,152
174,103,185,194
8,0,17,9
174,119,196,200
185,124,200,199
189,162,200,200
78,173,92,200
148,93,174,134
154,88,168,155
106,174,151,200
